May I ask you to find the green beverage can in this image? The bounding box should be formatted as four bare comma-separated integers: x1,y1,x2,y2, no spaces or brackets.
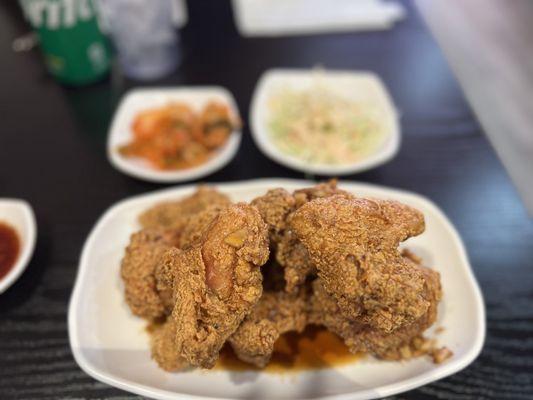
19,0,112,85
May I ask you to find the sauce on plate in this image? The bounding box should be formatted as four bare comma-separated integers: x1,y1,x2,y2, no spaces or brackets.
0,222,20,280
215,325,364,373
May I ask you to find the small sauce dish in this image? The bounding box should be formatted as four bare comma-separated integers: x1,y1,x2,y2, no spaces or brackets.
0,199,36,293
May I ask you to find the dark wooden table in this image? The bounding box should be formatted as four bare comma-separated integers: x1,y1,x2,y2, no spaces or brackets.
1,1,532,399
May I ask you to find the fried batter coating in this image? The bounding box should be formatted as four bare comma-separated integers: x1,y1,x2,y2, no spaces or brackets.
292,180,351,208
153,205,229,310
309,262,441,360
229,289,308,367
149,319,189,372
251,188,296,244
275,231,315,293
252,180,351,293
178,204,229,248
139,186,231,230
290,195,428,333
154,204,269,369
120,228,180,320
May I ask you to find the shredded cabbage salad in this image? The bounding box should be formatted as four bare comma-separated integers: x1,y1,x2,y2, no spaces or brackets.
268,84,387,165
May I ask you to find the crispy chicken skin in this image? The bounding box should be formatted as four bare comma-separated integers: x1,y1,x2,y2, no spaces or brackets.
229,288,308,367
177,204,229,249
138,186,231,230
121,182,447,371
251,188,296,244
120,228,180,320
153,205,230,309
309,261,441,360
290,195,428,333
149,319,189,372
153,203,270,369
252,180,351,293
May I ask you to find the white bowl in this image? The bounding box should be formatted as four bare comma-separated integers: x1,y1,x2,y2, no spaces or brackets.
68,179,484,400
107,87,242,183
250,69,400,175
0,199,37,294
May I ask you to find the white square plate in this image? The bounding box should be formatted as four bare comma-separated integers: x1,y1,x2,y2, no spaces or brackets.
107,87,242,183
250,69,400,175
68,179,484,400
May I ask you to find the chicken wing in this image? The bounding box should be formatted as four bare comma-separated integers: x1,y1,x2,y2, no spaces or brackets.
152,203,270,369
290,195,428,333
120,228,180,320
139,186,231,231
309,260,441,360
229,288,308,367
251,180,351,293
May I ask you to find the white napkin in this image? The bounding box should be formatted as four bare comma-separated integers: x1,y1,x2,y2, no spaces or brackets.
232,0,405,37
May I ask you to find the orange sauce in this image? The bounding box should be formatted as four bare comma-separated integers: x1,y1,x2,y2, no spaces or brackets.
215,325,364,373
0,222,20,280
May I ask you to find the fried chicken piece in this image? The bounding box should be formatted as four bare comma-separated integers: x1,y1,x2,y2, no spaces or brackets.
251,188,296,244
292,180,351,208
149,319,189,372
153,205,229,310
152,204,269,369
290,195,428,333
120,228,180,320
229,289,308,367
275,231,315,293
310,260,442,361
251,181,351,293
177,204,228,249
139,186,231,230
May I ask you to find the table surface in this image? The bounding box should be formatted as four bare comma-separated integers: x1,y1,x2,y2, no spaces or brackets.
1,1,532,399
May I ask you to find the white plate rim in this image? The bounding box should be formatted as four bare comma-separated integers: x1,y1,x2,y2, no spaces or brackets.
0,199,37,294
106,87,242,183
68,178,485,400
249,69,401,175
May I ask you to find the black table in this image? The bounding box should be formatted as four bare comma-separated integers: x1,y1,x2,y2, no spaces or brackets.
1,1,532,399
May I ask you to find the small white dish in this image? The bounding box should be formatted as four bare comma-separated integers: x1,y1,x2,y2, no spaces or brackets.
0,199,37,294
250,69,400,175
107,87,242,183
69,179,484,400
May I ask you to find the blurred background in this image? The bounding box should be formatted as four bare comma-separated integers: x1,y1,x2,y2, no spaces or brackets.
1,0,532,399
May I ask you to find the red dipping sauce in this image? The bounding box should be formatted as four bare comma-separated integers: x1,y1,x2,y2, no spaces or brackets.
0,222,20,280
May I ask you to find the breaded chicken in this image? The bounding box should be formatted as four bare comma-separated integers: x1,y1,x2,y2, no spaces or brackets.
120,228,180,320
149,319,189,372
139,186,231,230
290,195,428,333
251,180,350,293
177,204,228,249
251,188,296,244
229,288,308,367
309,261,441,360
152,204,270,369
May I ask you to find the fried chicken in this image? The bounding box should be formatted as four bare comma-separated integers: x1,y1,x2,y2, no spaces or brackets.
290,195,428,333
121,182,448,371
121,188,230,320
251,188,296,244
120,228,180,320
309,260,441,360
252,180,351,293
139,186,231,231
152,203,270,369
149,319,189,372
229,288,308,367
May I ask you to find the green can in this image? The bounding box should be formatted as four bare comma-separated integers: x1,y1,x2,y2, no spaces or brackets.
19,0,112,85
